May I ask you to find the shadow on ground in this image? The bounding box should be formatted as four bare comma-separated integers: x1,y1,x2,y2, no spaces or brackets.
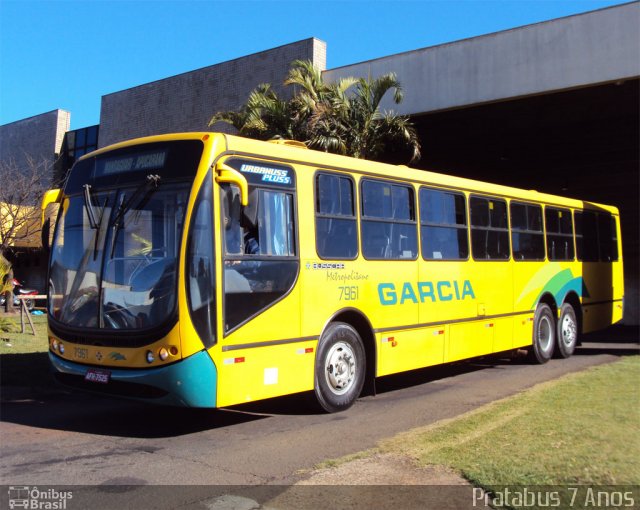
1,325,636,439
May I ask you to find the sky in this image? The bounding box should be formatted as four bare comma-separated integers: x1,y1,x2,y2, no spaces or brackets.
0,0,630,129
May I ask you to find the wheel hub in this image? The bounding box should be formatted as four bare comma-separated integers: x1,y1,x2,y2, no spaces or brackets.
538,316,553,352
325,342,356,395
561,315,577,346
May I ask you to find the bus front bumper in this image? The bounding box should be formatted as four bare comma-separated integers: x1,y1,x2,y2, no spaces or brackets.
49,350,217,408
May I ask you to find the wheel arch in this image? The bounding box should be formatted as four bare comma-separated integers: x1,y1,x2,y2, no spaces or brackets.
321,308,377,397
537,292,558,319
561,291,583,336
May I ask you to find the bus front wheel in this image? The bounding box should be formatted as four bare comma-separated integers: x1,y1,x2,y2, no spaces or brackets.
556,303,578,358
529,303,556,364
314,322,366,413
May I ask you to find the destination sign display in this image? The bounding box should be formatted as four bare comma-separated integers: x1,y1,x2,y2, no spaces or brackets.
97,149,168,176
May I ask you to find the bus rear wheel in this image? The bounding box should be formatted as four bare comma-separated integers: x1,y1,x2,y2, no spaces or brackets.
556,303,578,358
528,303,556,364
314,322,365,413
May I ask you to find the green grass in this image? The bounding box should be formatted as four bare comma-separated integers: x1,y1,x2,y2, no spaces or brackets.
0,313,49,353
382,357,640,489
0,313,52,388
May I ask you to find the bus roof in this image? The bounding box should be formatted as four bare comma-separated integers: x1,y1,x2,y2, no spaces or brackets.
221,133,619,215
87,132,619,215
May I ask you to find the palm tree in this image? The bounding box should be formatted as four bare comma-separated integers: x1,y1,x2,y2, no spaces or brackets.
209,60,421,164
209,83,301,141
285,60,357,155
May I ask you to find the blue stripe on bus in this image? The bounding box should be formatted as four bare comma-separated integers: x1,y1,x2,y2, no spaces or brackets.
49,350,217,408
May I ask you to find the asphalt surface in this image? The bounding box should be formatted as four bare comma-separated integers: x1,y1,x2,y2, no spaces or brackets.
0,326,637,509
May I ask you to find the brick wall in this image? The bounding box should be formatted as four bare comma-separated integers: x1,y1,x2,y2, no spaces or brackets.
0,109,70,173
99,38,327,147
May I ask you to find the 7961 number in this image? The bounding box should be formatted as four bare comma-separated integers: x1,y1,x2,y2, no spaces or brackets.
338,286,359,301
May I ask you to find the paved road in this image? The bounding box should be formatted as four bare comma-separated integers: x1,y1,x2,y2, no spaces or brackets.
0,326,637,506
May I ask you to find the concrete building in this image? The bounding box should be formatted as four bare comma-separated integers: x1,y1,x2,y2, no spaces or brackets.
0,109,70,175
1,3,638,321
0,110,71,291
323,2,640,323
98,38,327,147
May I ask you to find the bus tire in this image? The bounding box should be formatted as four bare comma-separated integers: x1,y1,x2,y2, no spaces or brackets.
556,303,578,358
314,322,366,413
528,303,555,364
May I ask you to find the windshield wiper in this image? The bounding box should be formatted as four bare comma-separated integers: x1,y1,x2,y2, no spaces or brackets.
109,174,161,258
83,184,110,260
83,184,99,229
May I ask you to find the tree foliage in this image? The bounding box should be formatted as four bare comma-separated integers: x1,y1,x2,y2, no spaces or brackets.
0,154,50,312
0,155,50,258
210,60,421,164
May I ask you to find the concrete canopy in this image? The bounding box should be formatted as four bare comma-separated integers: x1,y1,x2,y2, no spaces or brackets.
323,2,639,323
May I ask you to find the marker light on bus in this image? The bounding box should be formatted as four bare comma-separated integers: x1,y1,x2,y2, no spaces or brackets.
58,343,65,355
52,339,58,351
146,350,155,364
158,348,169,361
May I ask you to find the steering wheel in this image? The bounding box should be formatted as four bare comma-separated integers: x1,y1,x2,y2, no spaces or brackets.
143,248,167,262
103,303,136,329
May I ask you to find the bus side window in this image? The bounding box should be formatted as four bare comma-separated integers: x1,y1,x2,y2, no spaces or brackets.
575,210,599,262
223,185,295,258
222,185,243,255
609,216,619,262
510,202,545,261
470,196,510,260
361,179,417,260
221,183,298,332
315,172,358,259
597,212,618,262
545,207,574,261
419,187,468,260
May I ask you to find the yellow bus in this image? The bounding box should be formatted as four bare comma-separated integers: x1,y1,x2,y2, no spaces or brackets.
41,132,624,412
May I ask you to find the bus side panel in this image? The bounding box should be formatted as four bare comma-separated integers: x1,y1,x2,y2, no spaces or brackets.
448,321,493,362
443,261,513,363
511,261,548,349
376,327,445,377
513,314,535,349
493,317,514,353
215,340,316,408
215,286,311,408
612,216,625,324
301,258,420,378
581,261,623,333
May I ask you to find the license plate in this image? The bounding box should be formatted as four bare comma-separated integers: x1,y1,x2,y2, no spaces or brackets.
84,369,111,384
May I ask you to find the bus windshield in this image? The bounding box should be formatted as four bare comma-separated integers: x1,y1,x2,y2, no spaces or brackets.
48,140,203,331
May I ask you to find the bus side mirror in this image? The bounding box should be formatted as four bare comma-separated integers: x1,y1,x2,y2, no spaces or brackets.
215,163,249,206
41,189,62,226
41,189,62,251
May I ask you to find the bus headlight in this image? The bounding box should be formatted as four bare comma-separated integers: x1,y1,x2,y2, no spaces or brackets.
158,347,169,361
52,339,58,351
146,350,155,364
58,343,65,354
